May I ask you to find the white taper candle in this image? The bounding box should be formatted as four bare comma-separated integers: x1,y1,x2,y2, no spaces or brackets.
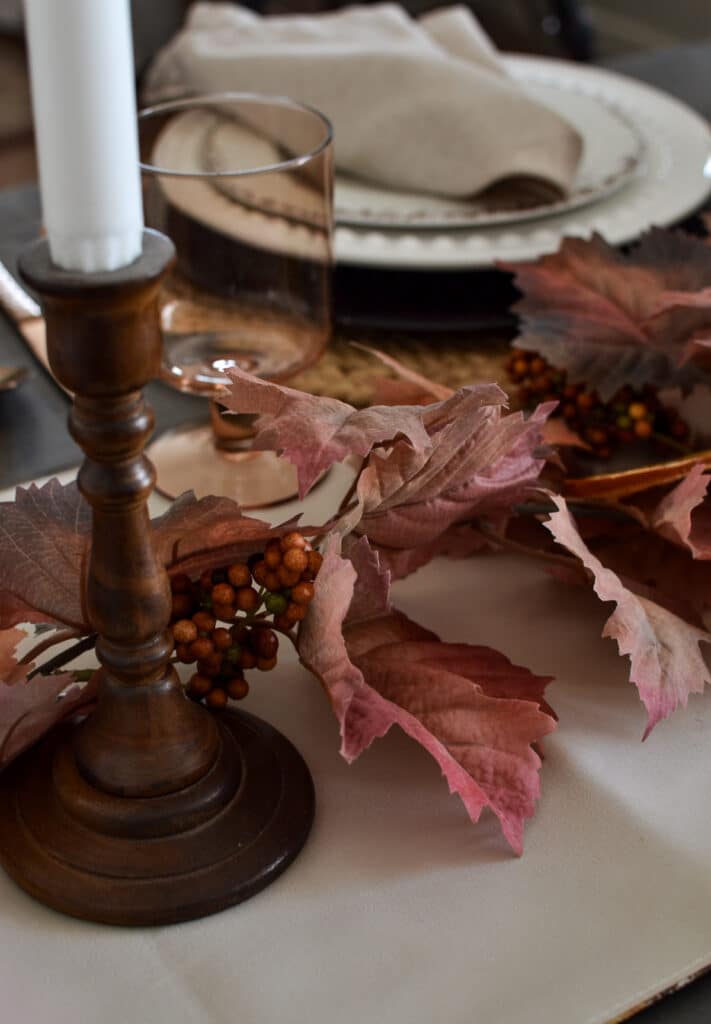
23,0,144,273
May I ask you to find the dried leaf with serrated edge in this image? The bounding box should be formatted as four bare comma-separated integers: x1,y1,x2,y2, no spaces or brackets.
0,480,90,630
0,480,288,632
222,367,550,578
353,343,453,403
652,465,711,559
0,626,98,770
298,539,556,853
344,522,490,584
343,535,392,624
0,669,97,768
362,346,586,449
544,494,711,736
502,230,711,400
155,491,298,578
0,628,26,680
223,367,432,498
346,392,551,575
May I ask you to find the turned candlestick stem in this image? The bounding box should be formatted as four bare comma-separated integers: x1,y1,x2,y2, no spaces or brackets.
20,231,218,796
0,231,314,925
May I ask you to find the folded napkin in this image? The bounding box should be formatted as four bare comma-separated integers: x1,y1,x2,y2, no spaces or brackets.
145,2,582,200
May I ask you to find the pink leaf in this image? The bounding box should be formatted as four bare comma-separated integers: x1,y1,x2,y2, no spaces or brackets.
0,670,97,768
0,480,295,632
298,542,556,853
369,377,440,407
0,627,27,679
153,491,298,577
542,417,589,450
406,644,555,718
502,230,711,399
222,368,550,578
344,523,490,584
223,367,433,497
534,511,711,626
0,480,90,630
352,343,454,403
652,465,711,559
0,623,99,770
544,494,711,736
350,396,551,575
342,535,392,624
351,642,555,853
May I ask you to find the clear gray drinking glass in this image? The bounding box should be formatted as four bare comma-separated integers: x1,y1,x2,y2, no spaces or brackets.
139,92,333,505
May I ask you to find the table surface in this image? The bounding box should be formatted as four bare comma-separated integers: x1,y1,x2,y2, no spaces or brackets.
3,44,711,1014
1,463,711,1024
0,184,207,489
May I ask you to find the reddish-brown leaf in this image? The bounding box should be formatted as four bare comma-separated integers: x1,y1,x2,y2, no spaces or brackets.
0,481,293,631
0,624,99,770
502,229,711,399
0,480,90,630
652,465,711,559
353,343,454,404
153,491,298,578
223,367,433,497
348,396,551,576
344,523,490,583
298,541,556,853
0,669,97,768
342,535,392,624
544,494,711,736
0,627,26,680
222,367,550,579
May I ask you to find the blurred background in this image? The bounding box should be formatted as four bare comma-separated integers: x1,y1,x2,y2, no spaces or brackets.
1,0,710,189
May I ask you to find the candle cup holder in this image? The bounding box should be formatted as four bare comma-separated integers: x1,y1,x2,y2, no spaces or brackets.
0,231,314,926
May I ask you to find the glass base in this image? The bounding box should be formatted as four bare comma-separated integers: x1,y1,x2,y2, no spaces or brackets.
159,278,325,395
148,422,300,508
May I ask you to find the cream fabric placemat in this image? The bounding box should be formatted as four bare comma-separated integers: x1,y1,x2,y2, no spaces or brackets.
1,465,710,1024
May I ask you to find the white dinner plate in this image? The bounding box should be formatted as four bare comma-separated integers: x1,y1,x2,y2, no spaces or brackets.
335,81,645,229
334,56,711,270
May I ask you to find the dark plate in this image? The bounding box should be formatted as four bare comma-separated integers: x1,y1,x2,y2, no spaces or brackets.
333,263,518,336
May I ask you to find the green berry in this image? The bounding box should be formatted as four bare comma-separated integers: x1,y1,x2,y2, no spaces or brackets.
225,644,242,664
264,592,288,615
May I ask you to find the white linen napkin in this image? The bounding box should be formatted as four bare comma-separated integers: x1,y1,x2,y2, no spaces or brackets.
144,2,582,200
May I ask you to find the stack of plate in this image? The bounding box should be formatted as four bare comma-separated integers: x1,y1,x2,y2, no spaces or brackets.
334,55,711,274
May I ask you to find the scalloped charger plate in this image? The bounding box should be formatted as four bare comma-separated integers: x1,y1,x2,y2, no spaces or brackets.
335,81,645,230
334,55,711,269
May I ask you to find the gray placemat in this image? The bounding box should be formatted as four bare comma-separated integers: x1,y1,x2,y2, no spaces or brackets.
0,183,207,490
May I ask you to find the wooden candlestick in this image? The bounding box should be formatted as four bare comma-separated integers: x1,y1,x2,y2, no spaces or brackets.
0,232,314,925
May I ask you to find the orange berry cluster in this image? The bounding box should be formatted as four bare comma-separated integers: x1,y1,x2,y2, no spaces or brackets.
169,531,322,708
506,349,690,459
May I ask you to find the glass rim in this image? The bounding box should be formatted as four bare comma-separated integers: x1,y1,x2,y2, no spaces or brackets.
138,91,334,179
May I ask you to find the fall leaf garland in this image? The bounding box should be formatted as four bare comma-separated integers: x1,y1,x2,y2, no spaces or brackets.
0,228,709,856
0,376,560,855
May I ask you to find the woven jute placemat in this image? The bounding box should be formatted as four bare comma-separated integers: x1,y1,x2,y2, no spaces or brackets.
289,332,511,407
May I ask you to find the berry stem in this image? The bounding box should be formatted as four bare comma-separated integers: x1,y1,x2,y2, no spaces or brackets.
516,499,645,526
476,521,590,578
241,609,269,625
651,431,694,456
337,459,365,514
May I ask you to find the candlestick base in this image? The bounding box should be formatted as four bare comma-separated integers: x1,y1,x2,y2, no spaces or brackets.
0,233,316,927
0,708,314,926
